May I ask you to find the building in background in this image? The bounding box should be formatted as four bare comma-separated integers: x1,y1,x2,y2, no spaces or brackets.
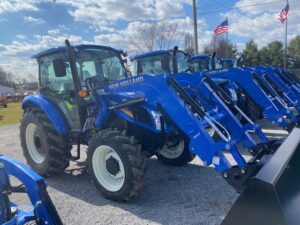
0,85,15,96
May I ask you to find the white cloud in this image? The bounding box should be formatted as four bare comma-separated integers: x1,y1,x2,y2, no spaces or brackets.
23,16,45,25
0,0,39,15
0,34,85,77
16,34,27,40
0,56,38,82
51,0,189,32
223,0,300,48
48,28,60,35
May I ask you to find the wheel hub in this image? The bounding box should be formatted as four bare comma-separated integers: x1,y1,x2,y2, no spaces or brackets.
106,157,120,176
34,135,42,149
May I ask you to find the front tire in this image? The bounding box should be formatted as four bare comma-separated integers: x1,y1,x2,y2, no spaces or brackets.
87,129,146,201
20,108,70,176
157,138,195,166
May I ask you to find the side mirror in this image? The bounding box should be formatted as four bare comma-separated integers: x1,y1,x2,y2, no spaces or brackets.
53,59,66,77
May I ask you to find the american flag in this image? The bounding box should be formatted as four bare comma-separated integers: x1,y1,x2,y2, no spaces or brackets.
279,3,289,23
214,19,228,36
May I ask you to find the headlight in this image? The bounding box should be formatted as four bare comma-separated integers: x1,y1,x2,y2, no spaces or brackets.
150,110,162,130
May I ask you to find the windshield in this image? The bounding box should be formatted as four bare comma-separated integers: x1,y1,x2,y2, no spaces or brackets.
133,51,188,76
176,51,189,73
188,58,211,72
220,60,235,69
134,54,171,75
76,48,126,83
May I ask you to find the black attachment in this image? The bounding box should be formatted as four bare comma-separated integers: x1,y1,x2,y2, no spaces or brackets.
108,97,145,110
223,164,260,192
222,127,300,225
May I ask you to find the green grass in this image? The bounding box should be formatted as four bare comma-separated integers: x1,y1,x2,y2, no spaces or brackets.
0,102,22,126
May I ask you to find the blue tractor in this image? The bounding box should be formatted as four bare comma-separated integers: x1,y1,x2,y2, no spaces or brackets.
188,54,300,131
131,49,242,107
20,40,300,224
0,155,62,225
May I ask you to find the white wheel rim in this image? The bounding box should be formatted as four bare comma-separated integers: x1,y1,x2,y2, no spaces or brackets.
25,123,45,164
160,139,185,159
92,145,125,192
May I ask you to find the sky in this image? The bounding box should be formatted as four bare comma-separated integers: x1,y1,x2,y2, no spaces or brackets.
0,0,299,80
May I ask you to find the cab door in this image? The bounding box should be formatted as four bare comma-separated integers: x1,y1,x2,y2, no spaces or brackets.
39,53,81,132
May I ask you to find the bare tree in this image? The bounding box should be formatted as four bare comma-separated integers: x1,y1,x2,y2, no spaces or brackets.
129,23,156,52
156,20,180,50
184,33,195,54
128,20,181,52
202,37,237,58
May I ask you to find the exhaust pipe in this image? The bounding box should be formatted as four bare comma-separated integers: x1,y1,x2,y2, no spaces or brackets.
222,127,300,225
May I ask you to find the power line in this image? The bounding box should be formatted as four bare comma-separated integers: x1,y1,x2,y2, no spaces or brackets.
197,0,296,15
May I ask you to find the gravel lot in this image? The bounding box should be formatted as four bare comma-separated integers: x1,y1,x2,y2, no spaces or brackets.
0,121,288,225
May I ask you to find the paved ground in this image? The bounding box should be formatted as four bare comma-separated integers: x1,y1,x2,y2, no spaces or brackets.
0,121,288,225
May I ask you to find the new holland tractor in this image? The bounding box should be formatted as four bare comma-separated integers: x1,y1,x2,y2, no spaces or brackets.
188,54,300,130
0,155,62,225
130,49,242,107
20,40,300,224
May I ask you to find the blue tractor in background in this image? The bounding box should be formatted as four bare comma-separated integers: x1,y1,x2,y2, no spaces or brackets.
19,40,300,224
0,155,62,225
131,49,242,107
187,53,300,131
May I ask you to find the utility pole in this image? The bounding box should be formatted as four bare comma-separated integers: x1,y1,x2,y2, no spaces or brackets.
192,0,199,54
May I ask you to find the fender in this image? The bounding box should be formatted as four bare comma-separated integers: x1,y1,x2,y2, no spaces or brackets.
22,94,70,135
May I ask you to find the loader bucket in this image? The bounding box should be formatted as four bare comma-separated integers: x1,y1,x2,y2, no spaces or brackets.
222,127,300,225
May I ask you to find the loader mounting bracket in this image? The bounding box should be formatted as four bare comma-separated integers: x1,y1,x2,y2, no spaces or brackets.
223,164,261,192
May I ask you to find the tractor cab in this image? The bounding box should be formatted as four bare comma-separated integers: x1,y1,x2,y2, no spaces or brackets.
32,44,128,132
187,54,213,72
131,49,189,76
219,58,237,69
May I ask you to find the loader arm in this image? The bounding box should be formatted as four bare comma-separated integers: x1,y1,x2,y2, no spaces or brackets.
106,74,275,176
205,68,298,129
0,156,63,225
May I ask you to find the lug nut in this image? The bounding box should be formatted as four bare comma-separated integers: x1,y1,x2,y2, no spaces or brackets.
241,169,246,174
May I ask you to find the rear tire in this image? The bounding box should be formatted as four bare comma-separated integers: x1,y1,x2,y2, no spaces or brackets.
87,128,146,201
20,108,70,176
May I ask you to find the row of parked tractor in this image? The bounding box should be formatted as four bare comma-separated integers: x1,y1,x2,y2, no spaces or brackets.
1,40,300,225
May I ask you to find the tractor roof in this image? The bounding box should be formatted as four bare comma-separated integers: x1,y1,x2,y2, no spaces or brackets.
131,50,172,61
32,44,122,59
221,58,235,62
189,54,210,60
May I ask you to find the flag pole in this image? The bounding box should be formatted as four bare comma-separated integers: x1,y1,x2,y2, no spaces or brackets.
226,17,229,57
284,0,288,69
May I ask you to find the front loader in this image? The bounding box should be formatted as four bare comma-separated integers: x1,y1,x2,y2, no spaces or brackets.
20,40,300,224
252,66,300,113
188,54,300,130
0,155,62,225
